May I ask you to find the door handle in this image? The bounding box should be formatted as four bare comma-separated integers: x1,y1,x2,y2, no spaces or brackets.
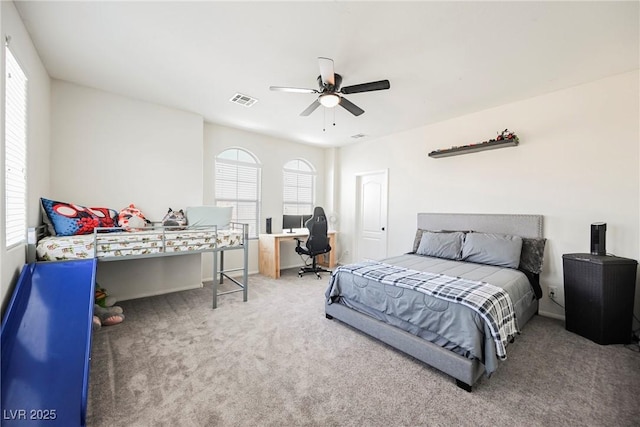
381,227,385,231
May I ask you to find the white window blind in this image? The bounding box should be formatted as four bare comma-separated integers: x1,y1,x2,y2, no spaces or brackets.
283,159,315,215
215,148,261,238
5,47,27,248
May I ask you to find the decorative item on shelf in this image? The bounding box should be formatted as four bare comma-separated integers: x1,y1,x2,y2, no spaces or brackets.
428,129,519,158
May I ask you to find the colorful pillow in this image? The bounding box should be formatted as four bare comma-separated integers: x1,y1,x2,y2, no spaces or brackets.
40,197,118,236
118,204,150,231
161,208,187,229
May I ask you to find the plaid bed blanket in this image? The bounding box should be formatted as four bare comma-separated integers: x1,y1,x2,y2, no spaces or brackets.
330,261,519,359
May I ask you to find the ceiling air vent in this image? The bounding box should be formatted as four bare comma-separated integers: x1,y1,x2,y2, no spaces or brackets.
230,93,258,107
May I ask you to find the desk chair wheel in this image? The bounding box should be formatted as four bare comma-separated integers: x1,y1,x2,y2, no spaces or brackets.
298,266,331,279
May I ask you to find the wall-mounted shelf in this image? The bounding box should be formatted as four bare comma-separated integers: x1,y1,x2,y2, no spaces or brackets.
428,137,519,158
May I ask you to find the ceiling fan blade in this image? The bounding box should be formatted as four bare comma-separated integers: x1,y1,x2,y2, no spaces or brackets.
341,80,390,94
318,57,335,86
300,99,321,116
339,97,365,116
270,86,318,94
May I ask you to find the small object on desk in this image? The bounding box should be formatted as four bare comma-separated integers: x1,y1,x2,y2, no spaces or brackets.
563,253,637,345
282,214,311,234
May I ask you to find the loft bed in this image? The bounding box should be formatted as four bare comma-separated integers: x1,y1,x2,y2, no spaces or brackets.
27,222,249,309
325,213,545,391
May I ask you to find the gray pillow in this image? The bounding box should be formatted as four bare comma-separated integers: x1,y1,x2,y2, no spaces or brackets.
413,228,427,252
461,232,523,269
412,229,471,253
416,231,465,260
519,237,546,274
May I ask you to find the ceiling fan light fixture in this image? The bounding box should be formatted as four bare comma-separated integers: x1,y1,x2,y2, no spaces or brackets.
319,93,340,108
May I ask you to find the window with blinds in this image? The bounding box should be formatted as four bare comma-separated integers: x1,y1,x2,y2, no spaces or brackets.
215,148,261,238
283,159,315,215
5,46,28,248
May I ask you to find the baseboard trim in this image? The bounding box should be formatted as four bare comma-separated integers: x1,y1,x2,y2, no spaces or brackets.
117,283,204,301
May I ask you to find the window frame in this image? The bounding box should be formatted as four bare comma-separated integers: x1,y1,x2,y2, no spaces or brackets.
4,45,28,249
214,147,262,239
282,158,316,216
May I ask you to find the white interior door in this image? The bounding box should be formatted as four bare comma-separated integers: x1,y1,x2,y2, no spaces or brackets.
356,170,388,261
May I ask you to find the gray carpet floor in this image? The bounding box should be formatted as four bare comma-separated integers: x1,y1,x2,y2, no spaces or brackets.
87,269,640,427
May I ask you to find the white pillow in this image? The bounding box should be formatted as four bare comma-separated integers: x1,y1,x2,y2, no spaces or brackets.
416,231,465,260
185,206,233,228
461,232,523,269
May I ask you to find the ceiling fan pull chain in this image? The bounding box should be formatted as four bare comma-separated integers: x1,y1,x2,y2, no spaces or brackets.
333,108,336,127
323,107,326,132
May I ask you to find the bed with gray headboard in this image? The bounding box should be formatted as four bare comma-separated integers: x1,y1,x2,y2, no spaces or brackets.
325,213,545,391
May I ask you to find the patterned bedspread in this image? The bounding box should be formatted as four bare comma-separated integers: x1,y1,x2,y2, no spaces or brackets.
329,261,519,359
36,228,243,261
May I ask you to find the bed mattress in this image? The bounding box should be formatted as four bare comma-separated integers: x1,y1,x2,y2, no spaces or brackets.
325,253,537,374
36,228,243,261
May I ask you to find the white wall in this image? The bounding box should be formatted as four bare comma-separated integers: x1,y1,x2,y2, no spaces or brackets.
0,1,51,311
202,123,327,278
50,81,205,300
337,71,640,321
50,81,204,215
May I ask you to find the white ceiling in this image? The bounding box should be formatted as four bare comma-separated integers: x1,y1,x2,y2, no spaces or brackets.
14,1,640,147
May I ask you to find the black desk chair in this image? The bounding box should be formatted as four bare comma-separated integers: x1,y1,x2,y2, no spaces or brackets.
295,207,332,278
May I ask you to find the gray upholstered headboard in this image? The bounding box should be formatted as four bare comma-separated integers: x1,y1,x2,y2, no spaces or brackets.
416,213,543,238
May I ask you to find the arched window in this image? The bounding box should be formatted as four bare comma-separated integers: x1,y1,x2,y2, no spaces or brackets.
215,148,261,238
283,159,315,215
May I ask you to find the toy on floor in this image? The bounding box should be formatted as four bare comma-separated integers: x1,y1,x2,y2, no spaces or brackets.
93,285,125,331
95,285,117,308
93,305,125,330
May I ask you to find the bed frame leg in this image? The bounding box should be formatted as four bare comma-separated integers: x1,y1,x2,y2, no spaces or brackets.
325,313,333,320
212,251,218,309
455,379,472,392
242,231,248,303
219,251,224,284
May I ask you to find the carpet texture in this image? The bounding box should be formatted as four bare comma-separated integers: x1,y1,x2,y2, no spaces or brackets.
87,269,640,427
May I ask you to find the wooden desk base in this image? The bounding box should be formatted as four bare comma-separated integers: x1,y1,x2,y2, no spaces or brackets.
258,231,336,279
